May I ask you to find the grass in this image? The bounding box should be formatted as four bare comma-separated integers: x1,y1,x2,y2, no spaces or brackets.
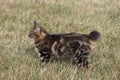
0,0,120,80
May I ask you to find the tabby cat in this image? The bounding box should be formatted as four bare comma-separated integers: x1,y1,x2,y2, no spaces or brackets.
28,21,100,68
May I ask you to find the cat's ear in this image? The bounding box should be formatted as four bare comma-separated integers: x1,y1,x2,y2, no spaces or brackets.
33,21,40,31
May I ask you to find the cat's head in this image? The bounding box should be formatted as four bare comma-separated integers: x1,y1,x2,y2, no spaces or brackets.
28,21,48,40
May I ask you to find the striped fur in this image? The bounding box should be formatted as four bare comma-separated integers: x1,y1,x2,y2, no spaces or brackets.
28,21,100,68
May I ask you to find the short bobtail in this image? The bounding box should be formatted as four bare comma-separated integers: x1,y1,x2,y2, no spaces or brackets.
88,30,101,41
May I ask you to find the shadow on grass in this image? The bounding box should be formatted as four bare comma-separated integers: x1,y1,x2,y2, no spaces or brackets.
51,55,75,65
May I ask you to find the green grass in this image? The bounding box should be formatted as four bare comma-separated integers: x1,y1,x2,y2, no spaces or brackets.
0,0,120,80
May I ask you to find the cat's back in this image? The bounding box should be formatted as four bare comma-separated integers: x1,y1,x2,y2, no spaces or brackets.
49,32,89,42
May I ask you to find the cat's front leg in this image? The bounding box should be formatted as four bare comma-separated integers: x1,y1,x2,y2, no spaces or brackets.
37,47,52,63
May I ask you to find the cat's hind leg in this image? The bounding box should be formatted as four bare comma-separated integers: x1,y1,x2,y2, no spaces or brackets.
74,44,90,68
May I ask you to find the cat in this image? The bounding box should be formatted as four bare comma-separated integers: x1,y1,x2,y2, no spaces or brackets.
28,21,100,68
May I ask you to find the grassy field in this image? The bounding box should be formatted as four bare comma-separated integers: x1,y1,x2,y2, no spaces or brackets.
0,0,120,80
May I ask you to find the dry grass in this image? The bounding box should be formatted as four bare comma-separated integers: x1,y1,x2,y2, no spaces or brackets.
0,0,120,80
